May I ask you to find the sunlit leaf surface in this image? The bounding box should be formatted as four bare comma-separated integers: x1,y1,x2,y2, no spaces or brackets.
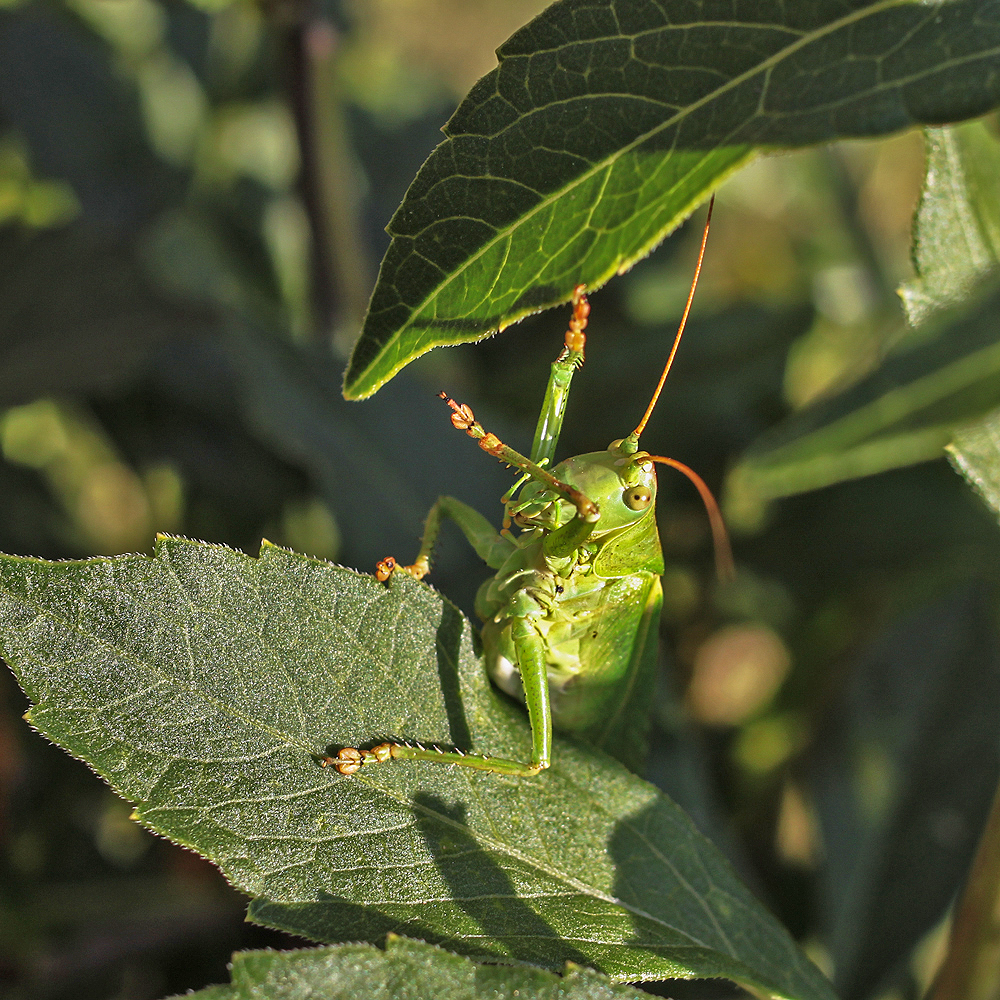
950,408,1000,519
345,0,1000,398
0,537,835,998
902,122,1000,327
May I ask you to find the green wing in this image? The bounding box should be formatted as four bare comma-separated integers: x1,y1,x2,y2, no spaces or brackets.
554,573,663,772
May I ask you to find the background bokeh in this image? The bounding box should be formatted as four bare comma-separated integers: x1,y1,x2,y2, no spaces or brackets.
2,1,1000,998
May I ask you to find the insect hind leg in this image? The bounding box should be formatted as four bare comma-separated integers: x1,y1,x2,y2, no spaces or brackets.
324,614,553,778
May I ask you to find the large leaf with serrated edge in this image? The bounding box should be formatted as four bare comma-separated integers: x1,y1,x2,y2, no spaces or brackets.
0,537,835,999
344,0,1000,399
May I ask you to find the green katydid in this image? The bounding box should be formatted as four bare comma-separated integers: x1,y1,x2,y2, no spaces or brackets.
327,195,732,778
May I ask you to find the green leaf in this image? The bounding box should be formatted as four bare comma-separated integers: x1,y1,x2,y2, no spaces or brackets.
900,119,1000,524
722,111,1000,527
900,120,1000,523
344,0,1000,399
168,936,656,1000
902,121,1000,327
0,538,835,1000
949,407,1000,519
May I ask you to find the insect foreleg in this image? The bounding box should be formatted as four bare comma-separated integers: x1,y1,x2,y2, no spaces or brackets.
437,393,599,527
530,284,589,468
377,495,514,582
542,511,598,560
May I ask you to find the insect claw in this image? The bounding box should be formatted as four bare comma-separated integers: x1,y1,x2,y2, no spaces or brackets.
328,747,363,776
562,284,589,357
439,392,477,431
377,555,431,582
375,556,397,582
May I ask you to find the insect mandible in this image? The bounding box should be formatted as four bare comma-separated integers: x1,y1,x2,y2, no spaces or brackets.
327,195,733,777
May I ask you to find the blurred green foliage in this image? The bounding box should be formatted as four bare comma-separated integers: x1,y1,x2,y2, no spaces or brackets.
2,1,1000,999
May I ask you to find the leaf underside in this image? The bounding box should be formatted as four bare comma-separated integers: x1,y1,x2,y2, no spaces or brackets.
0,538,834,1000
345,0,1000,399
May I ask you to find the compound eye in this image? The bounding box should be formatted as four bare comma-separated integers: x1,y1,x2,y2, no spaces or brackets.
623,486,652,511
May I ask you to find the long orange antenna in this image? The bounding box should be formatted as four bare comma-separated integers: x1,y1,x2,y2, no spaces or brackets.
627,194,715,447
648,455,734,582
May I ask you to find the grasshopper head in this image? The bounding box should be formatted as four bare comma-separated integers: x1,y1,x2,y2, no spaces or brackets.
551,440,657,537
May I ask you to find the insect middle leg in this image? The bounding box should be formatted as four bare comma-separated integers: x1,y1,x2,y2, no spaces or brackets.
377,495,515,582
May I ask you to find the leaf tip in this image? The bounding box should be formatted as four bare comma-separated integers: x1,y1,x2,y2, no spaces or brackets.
341,365,386,402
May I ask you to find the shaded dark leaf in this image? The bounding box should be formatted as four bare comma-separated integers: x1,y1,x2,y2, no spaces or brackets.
812,587,1000,1000
346,0,1000,398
